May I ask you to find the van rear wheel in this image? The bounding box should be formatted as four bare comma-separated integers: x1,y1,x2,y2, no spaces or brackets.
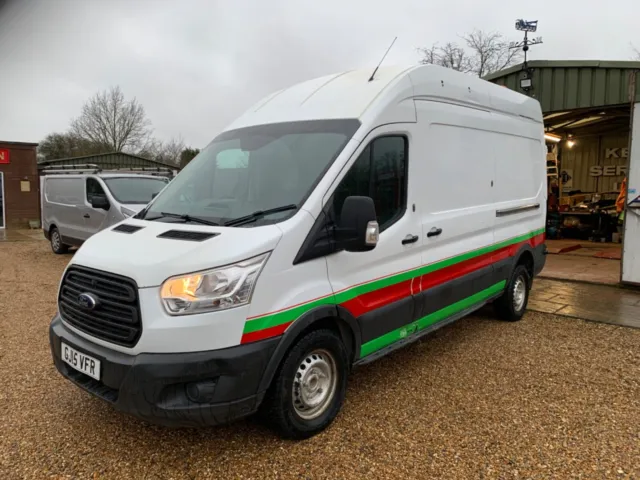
494,264,530,321
50,227,69,254
260,329,348,440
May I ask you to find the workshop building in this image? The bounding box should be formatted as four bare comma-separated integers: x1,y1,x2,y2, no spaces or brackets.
486,60,640,286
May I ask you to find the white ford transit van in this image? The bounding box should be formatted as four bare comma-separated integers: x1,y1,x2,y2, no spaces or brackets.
49,64,547,439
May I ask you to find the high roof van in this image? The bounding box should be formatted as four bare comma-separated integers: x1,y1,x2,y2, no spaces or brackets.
49,64,546,439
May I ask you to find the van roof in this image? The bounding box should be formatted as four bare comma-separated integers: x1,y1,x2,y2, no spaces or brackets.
224,64,543,131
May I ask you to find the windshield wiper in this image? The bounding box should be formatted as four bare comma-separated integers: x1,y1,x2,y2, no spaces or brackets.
146,212,220,226
224,204,298,227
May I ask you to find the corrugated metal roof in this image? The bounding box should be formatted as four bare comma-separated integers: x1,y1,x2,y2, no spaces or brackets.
37,152,178,170
484,60,640,114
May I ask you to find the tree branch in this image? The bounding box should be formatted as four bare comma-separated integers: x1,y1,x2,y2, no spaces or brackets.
419,29,522,77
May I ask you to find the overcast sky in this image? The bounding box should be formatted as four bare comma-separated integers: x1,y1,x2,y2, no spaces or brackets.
1,0,639,148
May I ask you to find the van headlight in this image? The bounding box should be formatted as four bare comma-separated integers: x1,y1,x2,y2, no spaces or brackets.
160,253,269,315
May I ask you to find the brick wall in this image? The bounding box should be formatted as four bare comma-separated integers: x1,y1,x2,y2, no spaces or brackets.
0,142,40,229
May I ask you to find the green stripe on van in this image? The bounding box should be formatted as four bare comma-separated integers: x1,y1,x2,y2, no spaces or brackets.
243,295,335,334
359,280,506,357
243,227,543,335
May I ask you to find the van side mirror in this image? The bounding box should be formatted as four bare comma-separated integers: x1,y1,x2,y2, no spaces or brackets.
91,194,110,210
337,196,379,252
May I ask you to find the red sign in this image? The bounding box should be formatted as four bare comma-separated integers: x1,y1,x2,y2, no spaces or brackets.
0,149,9,164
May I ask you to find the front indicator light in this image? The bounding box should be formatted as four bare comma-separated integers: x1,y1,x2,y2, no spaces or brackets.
160,253,269,315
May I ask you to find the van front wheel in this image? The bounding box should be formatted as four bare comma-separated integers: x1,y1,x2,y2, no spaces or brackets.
261,329,348,439
50,227,69,254
494,264,530,322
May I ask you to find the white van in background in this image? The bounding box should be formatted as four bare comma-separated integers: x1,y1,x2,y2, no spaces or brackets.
41,165,170,253
49,64,547,439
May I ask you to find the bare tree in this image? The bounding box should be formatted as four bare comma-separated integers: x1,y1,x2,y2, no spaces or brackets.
418,29,522,77
38,132,109,161
632,43,640,60
180,147,200,168
138,136,186,165
418,42,473,73
462,30,521,77
70,86,152,152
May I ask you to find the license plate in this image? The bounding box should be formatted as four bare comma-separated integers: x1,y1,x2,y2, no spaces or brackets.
61,342,101,381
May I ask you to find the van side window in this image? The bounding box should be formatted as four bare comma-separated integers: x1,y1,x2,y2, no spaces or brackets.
332,136,407,231
86,178,106,203
45,178,84,205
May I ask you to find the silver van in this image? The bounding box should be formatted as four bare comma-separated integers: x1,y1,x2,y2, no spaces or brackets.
41,165,171,254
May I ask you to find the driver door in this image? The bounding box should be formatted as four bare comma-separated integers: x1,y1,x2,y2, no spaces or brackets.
324,125,423,359
82,177,109,238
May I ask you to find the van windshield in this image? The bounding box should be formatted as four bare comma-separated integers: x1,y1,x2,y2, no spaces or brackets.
103,177,169,205
141,119,360,226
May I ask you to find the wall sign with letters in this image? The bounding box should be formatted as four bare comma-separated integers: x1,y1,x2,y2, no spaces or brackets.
0,149,9,164
589,165,627,177
605,148,629,159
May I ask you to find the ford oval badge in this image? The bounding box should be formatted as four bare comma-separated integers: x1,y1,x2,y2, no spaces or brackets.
77,293,98,310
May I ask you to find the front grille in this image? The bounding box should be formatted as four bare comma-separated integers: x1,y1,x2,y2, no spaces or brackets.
58,266,142,348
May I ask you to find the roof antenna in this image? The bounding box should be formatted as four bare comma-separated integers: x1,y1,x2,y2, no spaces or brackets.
368,36,397,82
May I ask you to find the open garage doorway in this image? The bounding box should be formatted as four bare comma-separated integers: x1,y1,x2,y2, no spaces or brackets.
486,61,640,285
543,104,629,284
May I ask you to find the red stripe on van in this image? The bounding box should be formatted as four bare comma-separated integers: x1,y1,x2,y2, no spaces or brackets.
341,279,413,318
240,321,293,344
341,233,545,318
241,232,545,343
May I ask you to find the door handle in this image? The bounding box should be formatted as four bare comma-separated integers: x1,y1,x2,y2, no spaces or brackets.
427,227,442,238
83,214,90,219
402,234,419,245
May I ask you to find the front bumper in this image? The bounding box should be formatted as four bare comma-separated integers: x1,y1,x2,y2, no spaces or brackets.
49,314,280,427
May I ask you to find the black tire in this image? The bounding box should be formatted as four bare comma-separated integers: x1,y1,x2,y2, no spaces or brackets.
50,227,69,254
494,264,530,322
260,329,349,440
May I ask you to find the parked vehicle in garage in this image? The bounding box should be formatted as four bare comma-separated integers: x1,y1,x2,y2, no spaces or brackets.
49,64,547,439
41,164,170,253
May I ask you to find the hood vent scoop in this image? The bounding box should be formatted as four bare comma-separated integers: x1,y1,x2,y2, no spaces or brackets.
157,230,220,242
112,224,144,234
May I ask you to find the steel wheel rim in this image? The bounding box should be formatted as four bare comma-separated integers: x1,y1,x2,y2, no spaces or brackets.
292,348,338,420
513,275,527,312
52,231,60,250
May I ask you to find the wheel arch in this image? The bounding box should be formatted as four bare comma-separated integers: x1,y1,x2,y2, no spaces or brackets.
515,248,535,278
257,304,361,393
508,243,535,280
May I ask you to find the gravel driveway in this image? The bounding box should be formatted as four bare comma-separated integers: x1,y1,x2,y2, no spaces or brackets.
1,242,639,479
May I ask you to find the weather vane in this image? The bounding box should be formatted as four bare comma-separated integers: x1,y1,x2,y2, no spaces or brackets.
509,20,543,93
509,20,543,70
